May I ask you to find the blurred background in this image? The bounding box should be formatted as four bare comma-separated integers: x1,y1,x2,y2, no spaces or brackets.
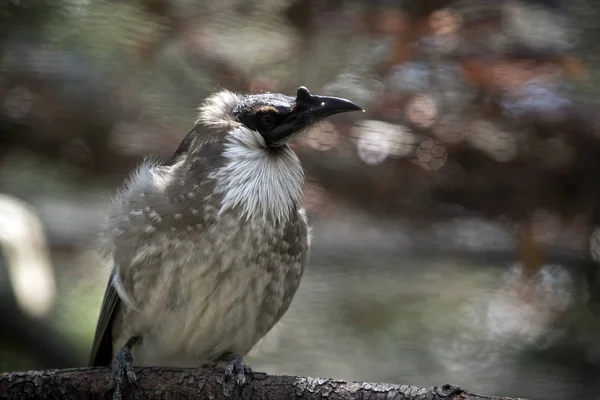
1,0,600,399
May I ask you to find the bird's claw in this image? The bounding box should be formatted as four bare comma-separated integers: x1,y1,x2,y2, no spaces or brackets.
224,353,251,386
109,344,137,400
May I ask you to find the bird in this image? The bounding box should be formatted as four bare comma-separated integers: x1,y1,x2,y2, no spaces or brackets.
88,86,363,399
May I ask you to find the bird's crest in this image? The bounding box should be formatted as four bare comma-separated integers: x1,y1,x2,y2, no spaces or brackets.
196,90,241,128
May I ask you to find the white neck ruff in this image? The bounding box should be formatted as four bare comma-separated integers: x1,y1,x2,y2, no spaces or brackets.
210,126,304,223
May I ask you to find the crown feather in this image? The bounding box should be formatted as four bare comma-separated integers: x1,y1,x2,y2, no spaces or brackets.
195,90,241,128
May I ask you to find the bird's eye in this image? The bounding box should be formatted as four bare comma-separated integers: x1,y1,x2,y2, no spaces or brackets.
259,113,276,129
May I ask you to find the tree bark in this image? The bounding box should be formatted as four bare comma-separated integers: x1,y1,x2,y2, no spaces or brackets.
0,367,527,400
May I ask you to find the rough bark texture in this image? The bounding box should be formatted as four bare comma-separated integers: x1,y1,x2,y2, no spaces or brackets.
0,367,527,400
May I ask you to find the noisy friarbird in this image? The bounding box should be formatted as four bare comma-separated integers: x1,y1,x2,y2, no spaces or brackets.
89,86,363,399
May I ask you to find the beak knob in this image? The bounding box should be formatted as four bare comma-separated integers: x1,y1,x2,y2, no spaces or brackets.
296,86,314,104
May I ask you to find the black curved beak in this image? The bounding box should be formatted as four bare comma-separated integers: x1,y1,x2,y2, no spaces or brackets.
295,86,364,118
294,86,364,119
265,86,364,147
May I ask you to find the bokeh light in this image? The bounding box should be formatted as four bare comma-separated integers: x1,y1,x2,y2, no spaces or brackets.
1,1,600,399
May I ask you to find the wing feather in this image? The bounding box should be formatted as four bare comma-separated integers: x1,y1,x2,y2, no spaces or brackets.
88,270,120,367
89,123,227,367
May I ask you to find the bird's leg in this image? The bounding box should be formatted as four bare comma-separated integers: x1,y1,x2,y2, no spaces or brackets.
109,336,139,400
219,351,252,386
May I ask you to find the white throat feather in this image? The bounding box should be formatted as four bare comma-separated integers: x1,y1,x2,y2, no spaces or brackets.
211,126,305,223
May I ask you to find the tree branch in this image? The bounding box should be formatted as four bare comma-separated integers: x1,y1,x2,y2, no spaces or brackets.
0,367,527,400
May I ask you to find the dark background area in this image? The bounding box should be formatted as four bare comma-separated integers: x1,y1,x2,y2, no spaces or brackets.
2,1,600,399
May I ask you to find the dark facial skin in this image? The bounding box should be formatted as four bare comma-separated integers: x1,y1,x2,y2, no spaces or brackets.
234,86,363,147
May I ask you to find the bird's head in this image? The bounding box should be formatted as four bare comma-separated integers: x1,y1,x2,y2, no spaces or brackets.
197,86,363,148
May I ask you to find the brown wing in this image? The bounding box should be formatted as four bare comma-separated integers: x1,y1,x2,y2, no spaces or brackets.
88,124,226,366
88,270,120,367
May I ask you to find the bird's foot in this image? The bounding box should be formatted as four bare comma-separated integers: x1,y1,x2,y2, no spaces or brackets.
108,336,138,400
224,353,252,386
